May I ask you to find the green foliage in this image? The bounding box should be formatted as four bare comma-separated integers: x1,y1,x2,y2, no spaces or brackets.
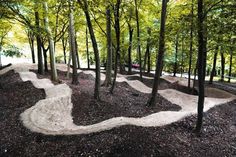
3,45,23,57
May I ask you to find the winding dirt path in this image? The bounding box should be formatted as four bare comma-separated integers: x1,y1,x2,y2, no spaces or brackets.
0,63,234,135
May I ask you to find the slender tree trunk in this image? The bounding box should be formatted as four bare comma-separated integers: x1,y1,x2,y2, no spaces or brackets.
67,50,72,79
43,2,58,81
75,37,80,69
147,28,151,74
181,35,184,78
173,34,179,77
86,27,90,69
110,0,121,93
62,36,68,64
195,0,206,134
134,0,143,81
104,5,112,86
78,0,101,99
35,4,44,75
188,0,194,89
228,40,234,82
220,47,225,82
27,31,36,63
147,0,168,107
42,47,49,72
143,28,151,73
209,46,218,84
69,0,78,85
128,24,133,74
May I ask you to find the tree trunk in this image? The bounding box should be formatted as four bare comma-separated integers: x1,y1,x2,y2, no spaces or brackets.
195,0,206,134
147,29,151,74
69,0,78,85
104,5,112,86
173,34,179,77
75,37,80,69
34,4,44,75
188,0,194,89
181,34,184,78
27,31,36,63
86,27,90,69
147,0,168,107
110,0,121,93
128,23,133,74
67,50,72,79
62,35,68,64
78,0,101,99
42,47,49,72
134,0,143,81
43,2,58,81
209,46,218,84
228,40,234,82
143,28,151,73
220,47,225,82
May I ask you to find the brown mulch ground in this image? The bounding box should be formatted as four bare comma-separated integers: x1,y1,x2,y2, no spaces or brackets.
0,70,235,156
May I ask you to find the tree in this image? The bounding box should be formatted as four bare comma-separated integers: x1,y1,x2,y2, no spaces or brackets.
209,45,218,84
173,34,179,77
228,38,235,82
35,1,44,75
188,0,194,89
43,1,58,81
69,0,78,85
134,0,143,81
220,46,225,82
147,0,168,107
195,0,207,134
103,4,113,86
25,29,36,63
78,0,101,100
110,0,122,93
86,26,90,69
143,28,151,73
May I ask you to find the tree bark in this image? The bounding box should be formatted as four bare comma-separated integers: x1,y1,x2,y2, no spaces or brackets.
195,0,206,134
78,0,101,99
110,0,122,93
188,0,194,89
228,40,234,82
143,28,151,73
147,0,168,107
220,46,225,82
75,36,80,69
86,27,90,69
104,5,112,86
209,45,218,84
128,23,133,74
181,34,184,78
34,3,44,75
62,35,68,64
43,2,58,81
134,0,143,81
173,34,179,77
27,30,36,63
42,45,49,72
69,0,78,85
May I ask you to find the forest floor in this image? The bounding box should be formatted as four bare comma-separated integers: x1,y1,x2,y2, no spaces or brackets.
0,68,236,156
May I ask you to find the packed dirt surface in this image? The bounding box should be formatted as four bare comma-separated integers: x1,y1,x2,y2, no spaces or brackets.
0,69,236,156
1,64,234,136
